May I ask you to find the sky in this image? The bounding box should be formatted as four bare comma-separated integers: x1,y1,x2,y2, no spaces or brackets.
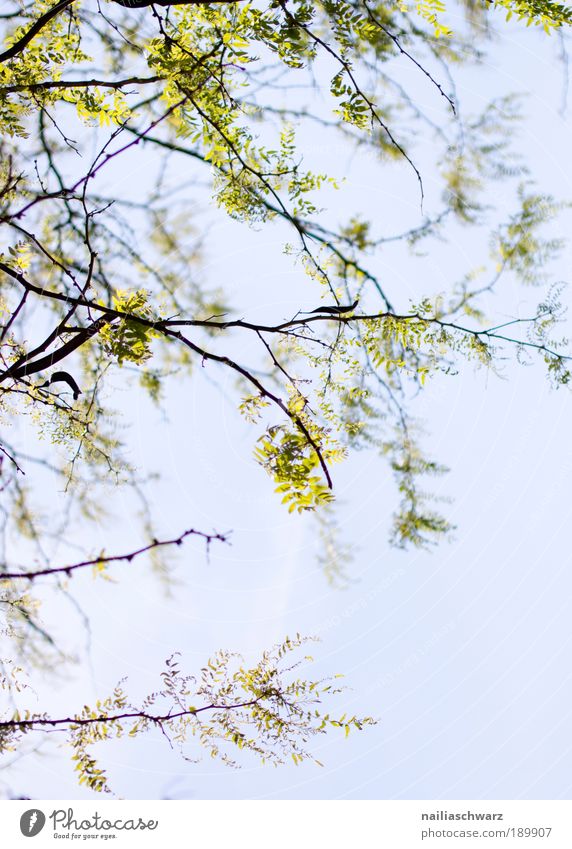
2,4,572,801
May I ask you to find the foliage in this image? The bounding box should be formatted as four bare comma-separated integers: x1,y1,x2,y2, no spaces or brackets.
0,0,571,795
1,636,375,794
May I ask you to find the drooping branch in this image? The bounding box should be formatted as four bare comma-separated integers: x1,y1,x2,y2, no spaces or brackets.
161,325,335,490
117,123,396,309
361,0,456,114
276,0,425,206
0,442,25,476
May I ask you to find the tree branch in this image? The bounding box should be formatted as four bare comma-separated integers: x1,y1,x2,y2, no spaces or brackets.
0,697,262,732
0,527,229,580
0,0,75,65
0,0,245,66
0,75,162,95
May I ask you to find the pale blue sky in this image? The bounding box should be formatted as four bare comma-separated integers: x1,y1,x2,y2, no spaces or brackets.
3,7,572,801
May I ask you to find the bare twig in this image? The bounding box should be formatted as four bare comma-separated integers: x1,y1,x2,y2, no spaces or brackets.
0,527,229,580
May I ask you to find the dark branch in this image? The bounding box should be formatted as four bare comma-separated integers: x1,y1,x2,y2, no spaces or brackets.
0,697,262,733
0,527,229,580
0,76,162,95
0,0,75,65
0,0,244,65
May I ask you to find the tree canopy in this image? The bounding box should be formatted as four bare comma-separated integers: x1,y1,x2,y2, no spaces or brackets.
0,0,570,796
